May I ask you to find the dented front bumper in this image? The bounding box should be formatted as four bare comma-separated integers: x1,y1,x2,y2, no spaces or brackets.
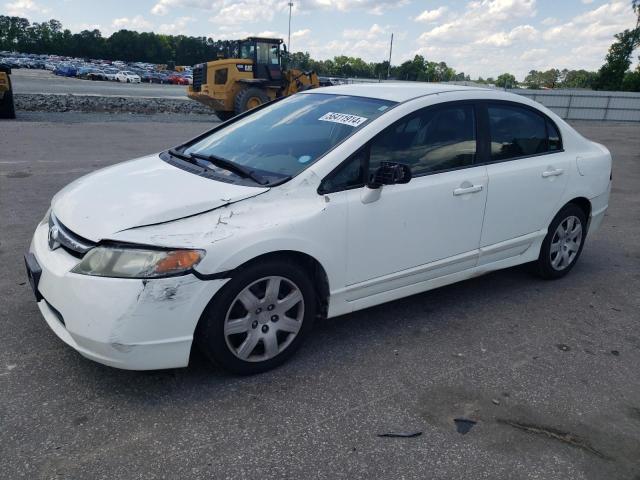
28,222,227,370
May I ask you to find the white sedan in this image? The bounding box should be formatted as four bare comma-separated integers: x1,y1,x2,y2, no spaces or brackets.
26,84,611,374
102,70,119,81
115,71,141,83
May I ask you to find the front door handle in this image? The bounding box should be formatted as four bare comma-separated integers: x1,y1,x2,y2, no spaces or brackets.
453,185,483,196
542,168,564,178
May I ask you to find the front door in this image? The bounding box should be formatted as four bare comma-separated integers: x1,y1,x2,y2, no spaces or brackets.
343,103,488,298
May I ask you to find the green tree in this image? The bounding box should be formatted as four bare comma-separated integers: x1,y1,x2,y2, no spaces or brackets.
622,64,640,91
288,51,311,70
495,73,517,88
560,69,598,89
593,1,640,90
594,29,639,90
524,69,560,89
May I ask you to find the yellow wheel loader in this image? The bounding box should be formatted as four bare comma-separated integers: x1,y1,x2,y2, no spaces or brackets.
187,37,320,120
0,64,16,119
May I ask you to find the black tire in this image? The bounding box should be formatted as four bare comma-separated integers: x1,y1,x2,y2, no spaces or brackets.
534,203,587,279
0,90,16,119
215,110,235,121
234,87,269,115
196,258,316,375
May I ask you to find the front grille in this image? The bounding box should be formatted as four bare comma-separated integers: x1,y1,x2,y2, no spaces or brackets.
49,214,96,257
193,64,206,92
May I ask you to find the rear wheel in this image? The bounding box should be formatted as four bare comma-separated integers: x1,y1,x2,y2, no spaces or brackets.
0,91,16,119
196,259,316,375
534,204,587,279
234,87,269,115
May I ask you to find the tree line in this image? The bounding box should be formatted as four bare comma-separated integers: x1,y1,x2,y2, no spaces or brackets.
0,16,219,66
1,3,639,91
287,51,467,82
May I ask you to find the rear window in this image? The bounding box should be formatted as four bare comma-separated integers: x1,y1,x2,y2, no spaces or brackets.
488,104,555,161
184,93,395,179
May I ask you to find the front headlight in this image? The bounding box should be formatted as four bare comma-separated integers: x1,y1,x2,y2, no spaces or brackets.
71,246,205,279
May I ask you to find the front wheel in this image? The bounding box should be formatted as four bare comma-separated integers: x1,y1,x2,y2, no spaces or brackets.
535,204,587,279
234,87,269,115
196,259,316,375
0,91,16,119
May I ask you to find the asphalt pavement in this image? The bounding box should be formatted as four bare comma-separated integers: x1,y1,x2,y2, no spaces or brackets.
1,115,639,479
11,69,189,99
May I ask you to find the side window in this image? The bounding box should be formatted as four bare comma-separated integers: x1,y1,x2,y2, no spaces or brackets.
488,105,547,161
257,43,279,65
240,44,255,60
369,104,476,177
318,149,367,194
547,119,562,151
269,45,279,65
214,68,228,85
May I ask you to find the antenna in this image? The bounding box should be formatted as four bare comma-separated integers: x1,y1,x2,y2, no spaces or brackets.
288,1,294,52
387,33,393,80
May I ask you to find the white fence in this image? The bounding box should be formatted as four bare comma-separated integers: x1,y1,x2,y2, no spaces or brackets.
338,78,640,122
514,89,640,122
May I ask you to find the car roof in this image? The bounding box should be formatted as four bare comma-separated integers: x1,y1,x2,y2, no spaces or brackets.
306,82,492,102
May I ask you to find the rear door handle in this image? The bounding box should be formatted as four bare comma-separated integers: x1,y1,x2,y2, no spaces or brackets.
542,168,564,178
453,185,483,196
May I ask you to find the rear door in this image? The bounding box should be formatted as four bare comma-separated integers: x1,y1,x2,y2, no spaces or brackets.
479,102,571,261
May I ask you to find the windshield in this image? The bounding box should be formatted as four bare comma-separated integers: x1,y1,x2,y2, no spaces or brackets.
184,93,395,180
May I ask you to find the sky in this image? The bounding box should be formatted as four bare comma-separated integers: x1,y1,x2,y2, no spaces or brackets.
2,0,639,79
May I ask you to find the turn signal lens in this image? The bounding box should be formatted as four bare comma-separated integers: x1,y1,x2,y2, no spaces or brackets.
155,250,203,274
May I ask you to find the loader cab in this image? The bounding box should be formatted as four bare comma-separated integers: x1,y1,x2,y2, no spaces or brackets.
238,37,283,82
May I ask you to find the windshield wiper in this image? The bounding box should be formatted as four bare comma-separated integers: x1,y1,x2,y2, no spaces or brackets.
168,148,191,161
168,148,271,185
189,152,268,185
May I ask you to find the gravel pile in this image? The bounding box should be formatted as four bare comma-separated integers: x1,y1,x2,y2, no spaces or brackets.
14,93,213,114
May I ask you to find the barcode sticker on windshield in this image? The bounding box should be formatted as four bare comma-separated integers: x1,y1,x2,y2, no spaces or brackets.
318,112,368,127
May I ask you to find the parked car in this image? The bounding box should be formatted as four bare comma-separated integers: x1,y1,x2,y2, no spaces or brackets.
115,71,141,83
103,69,119,81
53,65,77,77
155,72,170,84
167,73,189,85
77,67,105,80
87,69,107,81
141,72,155,83
25,84,611,374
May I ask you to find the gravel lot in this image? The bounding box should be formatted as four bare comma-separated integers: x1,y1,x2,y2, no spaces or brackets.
1,115,639,479
12,69,188,98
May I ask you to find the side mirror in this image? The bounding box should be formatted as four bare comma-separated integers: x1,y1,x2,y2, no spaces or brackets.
368,162,412,189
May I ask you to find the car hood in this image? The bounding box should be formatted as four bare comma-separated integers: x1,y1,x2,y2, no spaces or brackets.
51,154,268,242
